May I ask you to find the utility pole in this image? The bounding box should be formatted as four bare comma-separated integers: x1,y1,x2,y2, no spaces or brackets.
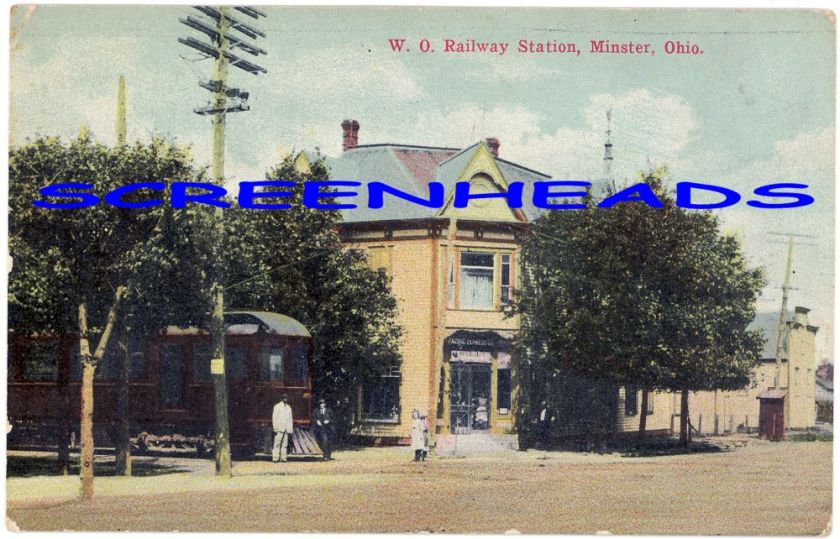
767,232,816,390
773,236,794,390
116,75,126,146
179,5,267,477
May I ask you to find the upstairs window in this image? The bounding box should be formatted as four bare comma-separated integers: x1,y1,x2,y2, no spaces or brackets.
500,254,512,306
459,252,494,309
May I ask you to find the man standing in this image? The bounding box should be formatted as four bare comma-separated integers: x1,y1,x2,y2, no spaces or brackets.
537,400,554,450
272,393,294,463
313,398,335,461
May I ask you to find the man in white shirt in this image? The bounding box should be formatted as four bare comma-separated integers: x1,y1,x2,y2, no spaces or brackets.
272,393,294,462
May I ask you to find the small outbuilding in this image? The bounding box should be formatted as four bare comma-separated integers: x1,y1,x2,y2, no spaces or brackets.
757,389,787,441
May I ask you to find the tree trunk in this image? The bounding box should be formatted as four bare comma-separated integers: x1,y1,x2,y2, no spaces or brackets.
638,389,649,443
115,328,131,476
679,388,689,448
79,353,95,501
77,287,126,501
58,346,71,475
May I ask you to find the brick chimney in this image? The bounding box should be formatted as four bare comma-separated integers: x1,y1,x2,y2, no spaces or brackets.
486,137,500,158
793,306,810,326
341,119,360,152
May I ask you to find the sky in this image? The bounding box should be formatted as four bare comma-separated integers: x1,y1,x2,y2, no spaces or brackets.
9,6,835,360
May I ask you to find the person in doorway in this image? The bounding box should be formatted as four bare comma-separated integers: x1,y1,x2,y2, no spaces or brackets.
410,409,428,461
313,398,335,461
272,393,294,463
537,400,555,450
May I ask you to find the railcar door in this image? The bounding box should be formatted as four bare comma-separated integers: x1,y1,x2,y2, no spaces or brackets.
226,341,254,450
159,342,186,410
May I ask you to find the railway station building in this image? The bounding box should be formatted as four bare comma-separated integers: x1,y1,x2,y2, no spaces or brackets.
295,120,680,445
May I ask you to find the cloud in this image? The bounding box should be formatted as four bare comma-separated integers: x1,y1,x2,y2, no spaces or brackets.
377,88,702,180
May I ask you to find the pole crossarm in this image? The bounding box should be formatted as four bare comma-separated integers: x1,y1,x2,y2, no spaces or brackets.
193,6,266,39
178,37,266,74
180,16,267,56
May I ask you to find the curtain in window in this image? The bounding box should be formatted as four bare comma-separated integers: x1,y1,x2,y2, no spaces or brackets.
460,267,493,309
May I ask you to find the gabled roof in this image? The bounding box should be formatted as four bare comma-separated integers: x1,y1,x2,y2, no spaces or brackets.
324,142,551,224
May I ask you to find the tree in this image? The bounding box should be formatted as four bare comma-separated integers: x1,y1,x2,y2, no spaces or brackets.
223,156,402,439
9,134,204,496
513,168,764,446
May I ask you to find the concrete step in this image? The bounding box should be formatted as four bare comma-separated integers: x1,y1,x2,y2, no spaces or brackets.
435,433,519,457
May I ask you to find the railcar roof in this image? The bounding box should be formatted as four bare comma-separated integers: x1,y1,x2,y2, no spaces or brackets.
165,311,311,338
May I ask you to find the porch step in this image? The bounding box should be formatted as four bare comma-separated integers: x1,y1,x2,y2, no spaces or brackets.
434,433,519,457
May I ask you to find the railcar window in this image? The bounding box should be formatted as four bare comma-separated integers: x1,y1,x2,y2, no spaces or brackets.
70,342,118,380
260,346,284,381
22,341,59,381
193,342,213,383
227,346,249,380
160,343,184,408
128,336,146,379
287,344,308,385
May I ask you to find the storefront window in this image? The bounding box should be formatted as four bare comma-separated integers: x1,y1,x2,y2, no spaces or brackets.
497,368,511,412
363,365,401,422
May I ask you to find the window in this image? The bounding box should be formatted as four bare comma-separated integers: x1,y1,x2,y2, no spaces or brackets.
160,343,184,408
227,346,249,380
193,342,213,383
447,258,455,308
70,340,118,380
367,246,392,278
22,341,59,381
646,392,654,415
260,345,284,381
624,385,638,416
497,368,512,413
287,343,308,385
459,252,494,309
500,254,512,305
194,343,248,380
363,365,401,422
128,337,147,380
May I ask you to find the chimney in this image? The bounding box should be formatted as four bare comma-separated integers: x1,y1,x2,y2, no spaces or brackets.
486,137,500,158
793,306,810,326
342,119,360,152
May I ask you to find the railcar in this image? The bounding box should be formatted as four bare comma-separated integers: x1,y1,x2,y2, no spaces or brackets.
7,311,321,457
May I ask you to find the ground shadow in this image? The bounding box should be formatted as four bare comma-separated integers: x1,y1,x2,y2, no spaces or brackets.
7,455,189,478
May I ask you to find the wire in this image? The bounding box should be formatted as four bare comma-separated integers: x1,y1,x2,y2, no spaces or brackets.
223,248,335,292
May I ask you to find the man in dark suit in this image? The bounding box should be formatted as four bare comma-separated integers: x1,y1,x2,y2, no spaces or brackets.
313,398,335,461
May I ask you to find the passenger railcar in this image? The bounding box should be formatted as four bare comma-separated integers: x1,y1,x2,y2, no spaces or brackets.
8,311,321,456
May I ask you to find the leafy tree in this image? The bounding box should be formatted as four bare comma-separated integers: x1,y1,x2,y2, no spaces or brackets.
9,134,205,496
224,157,402,439
513,168,764,446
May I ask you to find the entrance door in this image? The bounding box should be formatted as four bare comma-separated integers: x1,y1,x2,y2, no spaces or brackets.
450,363,491,434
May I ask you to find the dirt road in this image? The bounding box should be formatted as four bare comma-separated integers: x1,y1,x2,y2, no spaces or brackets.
6,439,831,534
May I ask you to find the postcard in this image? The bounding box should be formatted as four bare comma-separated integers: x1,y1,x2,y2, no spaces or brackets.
6,4,834,534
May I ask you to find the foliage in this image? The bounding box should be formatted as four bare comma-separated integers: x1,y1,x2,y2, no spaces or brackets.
224,156,402,439
9,134,207,339
512,168,765,441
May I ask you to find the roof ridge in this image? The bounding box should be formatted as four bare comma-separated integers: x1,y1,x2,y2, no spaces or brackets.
351,143,461,152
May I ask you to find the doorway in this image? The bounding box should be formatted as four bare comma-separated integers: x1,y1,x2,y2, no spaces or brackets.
450,362,491,434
